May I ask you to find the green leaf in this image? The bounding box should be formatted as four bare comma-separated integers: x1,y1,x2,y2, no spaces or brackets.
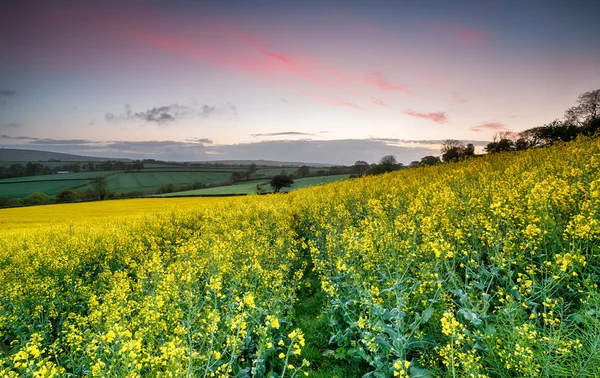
410,366,435,377
422,307,434,323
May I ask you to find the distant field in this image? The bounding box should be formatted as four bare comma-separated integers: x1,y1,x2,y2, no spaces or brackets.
0,180,92,197
156,174,349,196
0,171,114,183
0,161,94,168
0,165,334,198
77,171,233,192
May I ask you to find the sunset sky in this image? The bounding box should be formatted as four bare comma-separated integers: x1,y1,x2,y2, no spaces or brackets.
1,0,599,164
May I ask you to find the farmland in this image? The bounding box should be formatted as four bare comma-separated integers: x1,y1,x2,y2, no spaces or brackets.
155,174,350,196
1,137,599,377
0,164,330,199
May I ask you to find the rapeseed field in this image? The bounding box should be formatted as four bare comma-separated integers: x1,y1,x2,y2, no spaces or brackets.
1,136,599,377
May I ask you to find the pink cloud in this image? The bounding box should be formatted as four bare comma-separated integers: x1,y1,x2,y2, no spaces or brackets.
329,100,365,111
222,26,349,87
402,110,448,124
371,97,389,107
364,73,412,93
457,27,485,43
470,122,509,132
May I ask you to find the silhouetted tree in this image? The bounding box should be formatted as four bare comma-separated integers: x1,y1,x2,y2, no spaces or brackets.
564,89,600,128
270,174,294,193
420,156,441,166
464,143,475,157
485,133,515,154
378,155,397,172
441,140,464,162
353,160,369,176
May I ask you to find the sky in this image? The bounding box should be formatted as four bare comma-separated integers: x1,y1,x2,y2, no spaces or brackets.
1,0,599,165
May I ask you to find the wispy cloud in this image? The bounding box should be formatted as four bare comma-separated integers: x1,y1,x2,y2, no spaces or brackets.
470,122,508,132
371,97,389,107
251,131,314,137
402,110,449,124
185,138,214,144
369,138,490,147
364,73,411,93
329,100,365,111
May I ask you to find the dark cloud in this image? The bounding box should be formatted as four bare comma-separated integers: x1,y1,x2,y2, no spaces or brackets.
30,139,96,145
185,138,213,144
251,131,315,137
106,103,236,124
0,135,95,145
210,139,440,165
1,134,33,140
0,89,17,105
133,104,190,124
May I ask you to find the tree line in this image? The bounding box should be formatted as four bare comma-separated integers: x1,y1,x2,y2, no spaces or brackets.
353,88,599,175
0,160,144,180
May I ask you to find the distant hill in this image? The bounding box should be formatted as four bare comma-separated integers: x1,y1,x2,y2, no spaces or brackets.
0,149,131,162
201,159,332,167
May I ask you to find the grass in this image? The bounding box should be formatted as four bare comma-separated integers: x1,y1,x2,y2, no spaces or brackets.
293,256,368,377
0,166,339,198
155,175,350,197
0,179,96,197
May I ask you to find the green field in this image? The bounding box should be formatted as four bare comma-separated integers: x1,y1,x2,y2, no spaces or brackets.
0,180,93,197
155,174,350,196
0,165,336,198
0,171,114,183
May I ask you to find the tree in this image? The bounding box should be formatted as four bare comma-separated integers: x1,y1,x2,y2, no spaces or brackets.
57,189,77,203
464,143,475,157
248,163,258,175
485,133,515,154
270,174,294,193
21,192,51,206
91,177,109,200
295,165,311,178
353,160,369,176
419,156,441,166
564,89,600,127
378,155,397,173
441,140,465,162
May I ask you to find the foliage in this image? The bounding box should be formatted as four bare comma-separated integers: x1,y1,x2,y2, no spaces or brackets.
19,192,51,206
441,140,475,162
56,189,78,203
419,156,441,166
270,174,295,192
